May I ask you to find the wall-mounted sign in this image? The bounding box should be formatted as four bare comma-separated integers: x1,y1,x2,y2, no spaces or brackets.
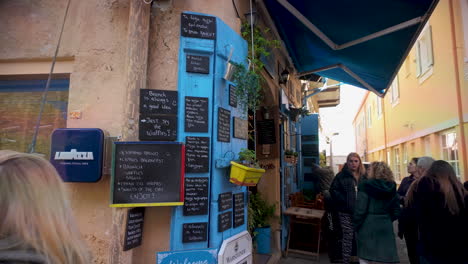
218,231,253,264
50,128,104,182
233,192,245,228
217,107,231,142
218,211,232,232
233,117,248,140
185,96,209,132
123,207,145,251
111,142,184,207
139,89,178,115
257,119,276,144
181,13,216,40
302,143,319,157
157,248,217,264
218,192,233,211
186,55,210,74
139,115,177,141
183,177,209,216
182,222,208,243
185,136,209,173
229,84,237,107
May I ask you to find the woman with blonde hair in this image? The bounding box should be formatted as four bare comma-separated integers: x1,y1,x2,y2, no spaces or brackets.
354,161,400,264
330,152,366,264
0,150,90,264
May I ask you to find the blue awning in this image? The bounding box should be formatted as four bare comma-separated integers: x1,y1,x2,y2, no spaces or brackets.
263,0,439,96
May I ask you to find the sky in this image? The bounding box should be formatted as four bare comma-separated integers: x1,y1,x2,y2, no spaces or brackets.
318,84,367,156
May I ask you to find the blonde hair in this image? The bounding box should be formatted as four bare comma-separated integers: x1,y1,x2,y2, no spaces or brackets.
345,152,366,177
368,161,394,182
0,150,90,263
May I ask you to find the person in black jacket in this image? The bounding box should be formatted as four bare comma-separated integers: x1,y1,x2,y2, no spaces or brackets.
330,152,366,264
407,160,468,264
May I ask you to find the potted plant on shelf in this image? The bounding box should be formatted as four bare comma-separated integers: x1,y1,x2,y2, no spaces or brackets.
229,148,266,186
284,149,298,165
248,192,276,254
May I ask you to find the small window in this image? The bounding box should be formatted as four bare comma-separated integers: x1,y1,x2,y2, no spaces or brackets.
393,148,401,181
416,24,434,78
367,104,372,128
389,76,399,106
376,97,382,119
441,131,460,178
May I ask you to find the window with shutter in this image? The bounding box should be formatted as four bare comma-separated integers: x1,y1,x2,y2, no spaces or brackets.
416,24,434,79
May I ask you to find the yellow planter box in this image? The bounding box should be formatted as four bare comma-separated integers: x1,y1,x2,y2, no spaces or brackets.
229,161,266,186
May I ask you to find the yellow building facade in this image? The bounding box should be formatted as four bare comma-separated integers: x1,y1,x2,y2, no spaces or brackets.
353,0,468,182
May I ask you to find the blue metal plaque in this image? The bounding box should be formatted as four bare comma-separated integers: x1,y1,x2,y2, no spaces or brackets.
157,248,218,264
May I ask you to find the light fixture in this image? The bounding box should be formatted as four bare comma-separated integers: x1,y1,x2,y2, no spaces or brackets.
244,7,257,26
279,69,290,84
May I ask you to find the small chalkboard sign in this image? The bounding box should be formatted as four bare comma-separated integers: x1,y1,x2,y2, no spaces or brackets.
233,193,245,228
140,89,178,115
229,84,237,107
217,107,231,142
218,192,233,211
302,144,319,156
111,142,184,207
123,207,145,251
183,222,208,243
183,177,209,216
181,13,216,40
218,211,232,232
185,96,209,132
233,117,248,140
186,55,210,74
139,115,177,141
257,119,276,144
185,137,209,173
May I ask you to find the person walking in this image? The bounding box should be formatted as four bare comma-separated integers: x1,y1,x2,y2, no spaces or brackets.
330,152,366,264
397,157,419,203
407,160,468,264
354,161,400,264
0,150,91,264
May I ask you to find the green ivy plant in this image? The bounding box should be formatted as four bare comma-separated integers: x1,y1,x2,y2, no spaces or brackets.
248,192,276,235
231,23,280,115
238,148,259,168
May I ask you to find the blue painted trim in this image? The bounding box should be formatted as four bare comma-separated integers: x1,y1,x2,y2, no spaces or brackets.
0,79,70,92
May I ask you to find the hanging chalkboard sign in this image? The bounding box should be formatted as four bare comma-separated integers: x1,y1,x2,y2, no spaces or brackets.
185,137,210,173
181,13,216,40
185,96,209,132
218,211,232,232
218,192,233,211
183,177,209,216
257,119,276,144
139,115,177,141
233,193,245,228
183,222,208,243
111,142,184,207
302,144,319,156
229,84,237,107
233,117,248,140
217,107,231,142
123,207,145,251
139,89,178,115
186,55,210,74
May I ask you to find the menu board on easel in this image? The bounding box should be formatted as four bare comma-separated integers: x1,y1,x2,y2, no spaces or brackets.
111,142,185,207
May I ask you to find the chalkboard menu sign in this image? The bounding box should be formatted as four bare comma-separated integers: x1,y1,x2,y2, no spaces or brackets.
257,119,276,144
218,211,232,232
185,96,209,132
183,177,209,216
233,193,245,228
139,89,178,115
123,207,145,251
229,84,237,107
183,222,208,243
139,114,177,141
185,137,209,173
186,55,210,74
181,13,216,40
233,117,248,140
218,192,233,211
217,107,231,142
111,142,184,207
302,144,319,156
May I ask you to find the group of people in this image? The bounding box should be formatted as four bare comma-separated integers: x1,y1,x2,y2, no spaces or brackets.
328,153,468,264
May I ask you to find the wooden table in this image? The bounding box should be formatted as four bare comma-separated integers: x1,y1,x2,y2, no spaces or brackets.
283,207,325,259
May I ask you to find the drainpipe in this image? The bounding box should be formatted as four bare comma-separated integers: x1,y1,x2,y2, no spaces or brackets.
449,0,468,180
111,0,151,263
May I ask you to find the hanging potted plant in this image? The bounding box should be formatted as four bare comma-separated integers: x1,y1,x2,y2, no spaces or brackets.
284,149,298,165
229,148,265,186
248,192,276,254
